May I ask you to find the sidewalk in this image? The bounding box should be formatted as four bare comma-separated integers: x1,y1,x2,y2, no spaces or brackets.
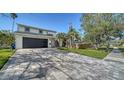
104,48,124,63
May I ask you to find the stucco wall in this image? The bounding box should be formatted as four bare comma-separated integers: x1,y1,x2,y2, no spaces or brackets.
18,26,25,32
15,35,23,49
48,38,51,48
17,25,56,36
42,31,48,35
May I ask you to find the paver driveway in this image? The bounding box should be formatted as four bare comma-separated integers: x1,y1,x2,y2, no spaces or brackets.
0,48,124,80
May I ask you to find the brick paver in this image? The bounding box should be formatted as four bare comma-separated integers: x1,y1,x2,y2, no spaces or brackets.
104,48,124,63
0,48,124,80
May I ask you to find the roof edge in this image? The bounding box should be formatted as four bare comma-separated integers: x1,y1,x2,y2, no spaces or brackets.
16,23,57,33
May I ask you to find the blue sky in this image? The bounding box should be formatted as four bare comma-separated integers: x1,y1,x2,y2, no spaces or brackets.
0,13,83,34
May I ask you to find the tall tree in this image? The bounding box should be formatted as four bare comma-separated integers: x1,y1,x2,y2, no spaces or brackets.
67,23,80,48
0,13,18,32
81,13,124,50
10,13,18,32
0,30,14,48
56,32,66,47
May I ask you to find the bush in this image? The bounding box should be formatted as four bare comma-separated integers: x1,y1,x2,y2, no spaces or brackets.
78,43,91,49
67,43,91,49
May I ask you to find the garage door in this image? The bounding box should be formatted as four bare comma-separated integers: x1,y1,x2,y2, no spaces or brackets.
23,37,48,48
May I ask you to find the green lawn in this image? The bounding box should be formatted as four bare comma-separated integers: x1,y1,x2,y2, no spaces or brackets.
0,49,14,69
58,47,109,59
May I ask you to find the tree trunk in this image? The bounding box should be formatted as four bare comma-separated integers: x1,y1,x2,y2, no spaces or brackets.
94,44,98,49
106,35,110,52
60,41,63,47
106,42,110,52
69,39,72,48
12,19,15,33
59,39,63,47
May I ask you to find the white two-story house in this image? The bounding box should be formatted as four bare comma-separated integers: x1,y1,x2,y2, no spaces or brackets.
15,24,57,49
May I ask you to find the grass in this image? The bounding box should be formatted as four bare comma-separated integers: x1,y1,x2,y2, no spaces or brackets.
58,47,109,59
0,49,14,70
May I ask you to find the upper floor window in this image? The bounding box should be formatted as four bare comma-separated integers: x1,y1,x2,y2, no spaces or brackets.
25,27,30,32
39,30,43,34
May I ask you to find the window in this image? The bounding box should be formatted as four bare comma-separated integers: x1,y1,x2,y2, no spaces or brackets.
25,27,30,32
39,30,43,34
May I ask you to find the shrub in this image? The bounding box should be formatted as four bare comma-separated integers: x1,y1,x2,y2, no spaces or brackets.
78,43,91,49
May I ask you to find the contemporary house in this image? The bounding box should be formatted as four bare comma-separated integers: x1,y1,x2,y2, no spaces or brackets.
15,24,57,49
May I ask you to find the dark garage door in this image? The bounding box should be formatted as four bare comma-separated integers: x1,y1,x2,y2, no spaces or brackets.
23,37,48,48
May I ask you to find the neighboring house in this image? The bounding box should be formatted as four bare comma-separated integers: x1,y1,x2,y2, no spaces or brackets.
15,24,57,49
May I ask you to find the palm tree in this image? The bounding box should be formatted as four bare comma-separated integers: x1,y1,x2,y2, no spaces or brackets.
0,13,18,32
67,23,80,48
56,32,66,47
10,13,18,32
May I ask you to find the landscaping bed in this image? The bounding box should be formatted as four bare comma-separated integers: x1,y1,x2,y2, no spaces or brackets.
0,49,14,69
58,47,109,59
